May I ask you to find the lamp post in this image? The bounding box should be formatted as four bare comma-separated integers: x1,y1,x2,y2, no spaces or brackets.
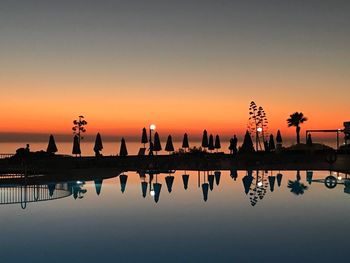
256,127,263,151
149,124,156,155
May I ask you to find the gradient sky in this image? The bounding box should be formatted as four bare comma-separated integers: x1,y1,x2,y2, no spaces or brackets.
0,0,349,140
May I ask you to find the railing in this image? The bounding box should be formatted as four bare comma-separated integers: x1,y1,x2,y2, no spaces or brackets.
0,154,15,159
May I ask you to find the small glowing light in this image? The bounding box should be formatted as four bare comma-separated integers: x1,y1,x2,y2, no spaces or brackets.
338,128,342,131
257,127,263,132
257,181,263,187
76,181,83,184
150,190,155,196
150,124,156,130
337,176,342,180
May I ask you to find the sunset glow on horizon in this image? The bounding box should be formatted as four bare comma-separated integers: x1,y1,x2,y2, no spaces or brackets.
1,1,349,141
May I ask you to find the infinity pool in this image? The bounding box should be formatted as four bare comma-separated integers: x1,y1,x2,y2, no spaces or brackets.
0,170,349,263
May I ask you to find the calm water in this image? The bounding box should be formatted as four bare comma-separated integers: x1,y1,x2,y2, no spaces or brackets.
0,170,349,263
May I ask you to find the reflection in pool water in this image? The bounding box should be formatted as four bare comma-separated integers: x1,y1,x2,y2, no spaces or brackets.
0,170,349,263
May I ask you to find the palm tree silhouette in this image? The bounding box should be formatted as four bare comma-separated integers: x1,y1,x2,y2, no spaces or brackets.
287,112,307,144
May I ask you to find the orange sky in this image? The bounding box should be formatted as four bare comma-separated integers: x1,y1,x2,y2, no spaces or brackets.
0,1,349,142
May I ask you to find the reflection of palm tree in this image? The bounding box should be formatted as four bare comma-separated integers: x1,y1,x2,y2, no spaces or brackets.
287,180,308,195
287,112,307,144
288,170,307,195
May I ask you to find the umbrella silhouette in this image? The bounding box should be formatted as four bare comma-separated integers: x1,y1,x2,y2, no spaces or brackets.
182,174,189,190
141,127,148,148
242,174,253,194
276,130,283,144
119,138,128,156
208,134,215,151
47,183,56,197
230,169,238,180
214,171,221,186
276,173,283,187
153,182,162,203
93,133,103,156
120,174,128,193
269,134,275,151
94,179,103,195
268,176,276,192
72,135,81,156
202,183,209,202
47,135,58,154
165,175,175,193
141,181,148,198
201,130,209,149
214,135,221,152
182,133,189,151
208,173,215,191
165,135,175,154
239,131,254,153
306,171,313,185
153,132,162,153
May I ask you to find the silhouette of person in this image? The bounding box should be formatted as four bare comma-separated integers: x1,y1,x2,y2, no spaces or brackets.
232,135,238,154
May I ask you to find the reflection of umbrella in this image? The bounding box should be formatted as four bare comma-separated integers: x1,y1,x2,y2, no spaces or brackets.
94,179,103,195
48,183,56,197
119,138,128,156
242,174,253,194
165,175,175,193
141,181,148,198
306,171,313,185
277,173,283,187
268,176,276,192
120,174,128,193
182,174,189,190
230,169,238,180
208,173,214,191
202,183,209,202
214,171,221,186
153,183,162,203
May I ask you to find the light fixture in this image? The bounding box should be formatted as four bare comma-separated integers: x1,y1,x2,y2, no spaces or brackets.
150,124,156,130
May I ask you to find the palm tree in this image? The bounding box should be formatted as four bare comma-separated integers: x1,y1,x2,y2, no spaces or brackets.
287,112,307,144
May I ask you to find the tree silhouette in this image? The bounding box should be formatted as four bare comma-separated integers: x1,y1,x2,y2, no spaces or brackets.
214,135,221,152
165,135,175,153
182,133,189,151
287,112,307,144
153,132,162,153
93,133,103,156
46,134,58,154
119,137,128,156
248,101,269,151
72,115,87,143
141,127,148,148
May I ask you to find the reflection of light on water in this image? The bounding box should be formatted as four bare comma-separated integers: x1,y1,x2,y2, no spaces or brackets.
337,175,342,180
150,190,155,196
257,181,263,187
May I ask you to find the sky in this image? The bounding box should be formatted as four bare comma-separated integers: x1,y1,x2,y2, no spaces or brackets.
0,0,349,141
